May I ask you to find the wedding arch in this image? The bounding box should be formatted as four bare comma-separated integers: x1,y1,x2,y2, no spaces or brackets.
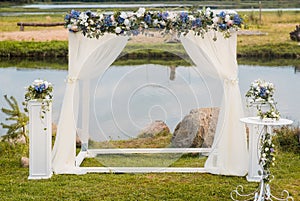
52,8,248,176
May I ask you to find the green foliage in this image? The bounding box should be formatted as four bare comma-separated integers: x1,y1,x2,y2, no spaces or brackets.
0,95,29,143
0,41,68,58
274,127,300,154
237,43,300,59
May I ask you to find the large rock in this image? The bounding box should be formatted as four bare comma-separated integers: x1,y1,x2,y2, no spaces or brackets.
171,108,220,148
138,120,170,138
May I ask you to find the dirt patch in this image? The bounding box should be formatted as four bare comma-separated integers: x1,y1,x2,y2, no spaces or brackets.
0,28,68,42
0,28,170,44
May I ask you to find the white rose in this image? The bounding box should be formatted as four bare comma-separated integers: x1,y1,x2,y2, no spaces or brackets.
127,12,134,18
33,79,43,86
136,7,145,18
167,12,176,21
44,81,49,89
206,8,211,17
110,15,115,22
265,147,269,151
99,14,104,20
213,17,219,24
225,14,230,22
120,12,128,19
189,15,195,21
115,27,122,34
124,19,130,26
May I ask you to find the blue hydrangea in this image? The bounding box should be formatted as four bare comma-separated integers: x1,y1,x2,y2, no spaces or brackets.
233,14,242,25
180,12,189,23
104,15,112,26
162,12,169,20
192,18,202,27
118,16,125,24
144,14,152,24
218,11,226,18
219,23,227,30
260,87,267,98
70,10,81,19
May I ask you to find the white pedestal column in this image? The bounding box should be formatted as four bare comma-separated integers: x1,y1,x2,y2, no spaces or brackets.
28,100,52,180
247,124,263,182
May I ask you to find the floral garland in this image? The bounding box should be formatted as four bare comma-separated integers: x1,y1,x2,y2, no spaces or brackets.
24,79,53,119
259,132,276,183
246,79,280,120
64,7,243,39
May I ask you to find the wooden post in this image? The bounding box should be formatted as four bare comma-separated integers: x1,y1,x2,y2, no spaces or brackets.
259,1,262,25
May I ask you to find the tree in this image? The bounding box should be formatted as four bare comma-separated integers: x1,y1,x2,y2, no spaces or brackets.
1,95,29,143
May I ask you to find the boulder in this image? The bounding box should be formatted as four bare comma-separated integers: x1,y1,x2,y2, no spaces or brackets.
138,120,170,138
21,156,29,168
171,108,220,148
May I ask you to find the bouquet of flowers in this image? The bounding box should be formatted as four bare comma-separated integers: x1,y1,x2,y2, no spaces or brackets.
24,79,53,116
246,79,280,120
24,79,53,101
245,79,275,106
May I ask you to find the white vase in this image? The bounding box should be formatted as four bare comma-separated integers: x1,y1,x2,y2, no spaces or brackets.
28,100,52,180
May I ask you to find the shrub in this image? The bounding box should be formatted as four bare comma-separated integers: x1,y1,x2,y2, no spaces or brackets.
274,126,300,154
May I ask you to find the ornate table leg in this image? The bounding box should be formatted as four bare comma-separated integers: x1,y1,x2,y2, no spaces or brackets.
231,125,294,201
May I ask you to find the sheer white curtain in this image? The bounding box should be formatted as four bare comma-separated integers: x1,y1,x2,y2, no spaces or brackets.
52,32,128,174
181,31,248,176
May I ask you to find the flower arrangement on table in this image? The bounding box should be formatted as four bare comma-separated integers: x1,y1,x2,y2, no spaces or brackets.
245,79,280,121
24,79,53,118
64,7,243,39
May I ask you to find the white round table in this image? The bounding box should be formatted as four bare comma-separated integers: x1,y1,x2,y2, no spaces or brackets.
232,117,294,201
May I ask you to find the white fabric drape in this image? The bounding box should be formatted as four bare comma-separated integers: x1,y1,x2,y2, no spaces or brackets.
181,31,248,176
52,32,128,174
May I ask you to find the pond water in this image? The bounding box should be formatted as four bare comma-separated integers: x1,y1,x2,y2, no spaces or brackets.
0,64,299,139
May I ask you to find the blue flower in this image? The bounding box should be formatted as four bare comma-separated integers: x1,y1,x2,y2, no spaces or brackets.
180,12,188,23
162,12,169,20
104,15,112,26
65,14,70,21
118,16,125,24
70,10,80,19
218,11,226,18
219,23,227,30
233,14,242,25
34,84,45,93
260,87,267,98
192,18,202,27
144,14,152,24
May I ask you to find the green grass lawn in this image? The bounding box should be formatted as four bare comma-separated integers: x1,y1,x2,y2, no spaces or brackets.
0,141,299,201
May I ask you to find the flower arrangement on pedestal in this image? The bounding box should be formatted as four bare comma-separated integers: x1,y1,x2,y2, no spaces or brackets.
245,79,280,121
24,79,53,118
64,7,243,39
